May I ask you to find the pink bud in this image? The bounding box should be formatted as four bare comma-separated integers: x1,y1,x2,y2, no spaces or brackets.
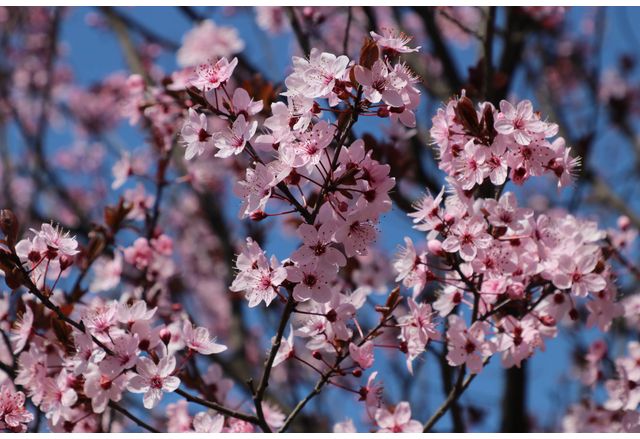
618,215,631,231
427,239,443,256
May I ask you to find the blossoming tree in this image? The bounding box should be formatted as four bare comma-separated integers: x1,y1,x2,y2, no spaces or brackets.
0,5,638,433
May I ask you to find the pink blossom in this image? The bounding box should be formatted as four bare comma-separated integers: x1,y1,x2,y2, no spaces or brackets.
287,260,335,303
214,115,258,158
354,60,405,107
349,341,374,369
11,306,33,354
181,108,215,160
177,20,244,67
127,354,181,409
90,252,123,292
446,315,493,374
552,251,606,297
375,401,422,433
285,48,350,99
231,239,287,307
41,371,77,425
441,215,492,262
272,326,294,367
191,57,238,91
370,28,421,54
193,411,224,433
0,385,33,432
494,99,547,145
84,364,129,413
182,321,227,355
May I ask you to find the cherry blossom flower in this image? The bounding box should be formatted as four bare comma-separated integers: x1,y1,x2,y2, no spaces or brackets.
484,192,533,233
100,333,139,374
272,326,294,367
41,371,77,425
292,222,346,268
393,237,431,296
181,108,215,160
349,341,374,369
284,48,349,99
193,411,224,433
123,238,154,270
90,252,123,292
453,140,489,189
494,99,546,145
0,385,33,432
333,419,356,433
191,57,238,91
287,260,335,303
233,162,280,218
375,401,422,433
354,60,405,107
552,251,607,297
408,187,445,232
441,215,492,262
127,354,181,409
182,321,227,355
334,211,378,258
15,223,78,281
370,28,421,54
214,115,258,158
11,306,33,354
280,121,335,168
83,364,129,413
231,239,287,307
177,20,244,67
446,315,493,374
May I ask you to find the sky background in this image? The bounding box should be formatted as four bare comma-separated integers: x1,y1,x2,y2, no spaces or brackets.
30,6,640,431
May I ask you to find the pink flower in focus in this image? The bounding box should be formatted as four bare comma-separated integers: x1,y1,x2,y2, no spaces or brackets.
441,215,492,262
446,315,493,374
127,354,181,409
191,57,238,91
181,108,215,160
494,99,546,145
349,341,374,369
214,115,258,158
375,401,422,433
0,385,33,432
287,261,335,303
552,251,606,297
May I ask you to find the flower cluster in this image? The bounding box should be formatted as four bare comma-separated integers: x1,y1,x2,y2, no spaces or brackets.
10,293,226,430
431,95,580,189
394,98,622,374
0,385,33,432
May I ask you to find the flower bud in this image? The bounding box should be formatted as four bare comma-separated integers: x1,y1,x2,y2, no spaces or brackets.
427,239,443,256
569,308,579,321
618,215,631,231
159,327,172,345
312,351,322,360
539,315,556,327
376,107,390,118
59,255,74,272
250,210,267,221
352,368,362,377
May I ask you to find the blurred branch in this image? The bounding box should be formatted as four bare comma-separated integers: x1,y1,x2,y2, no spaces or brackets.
286,7,311,58
413,7,462,93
